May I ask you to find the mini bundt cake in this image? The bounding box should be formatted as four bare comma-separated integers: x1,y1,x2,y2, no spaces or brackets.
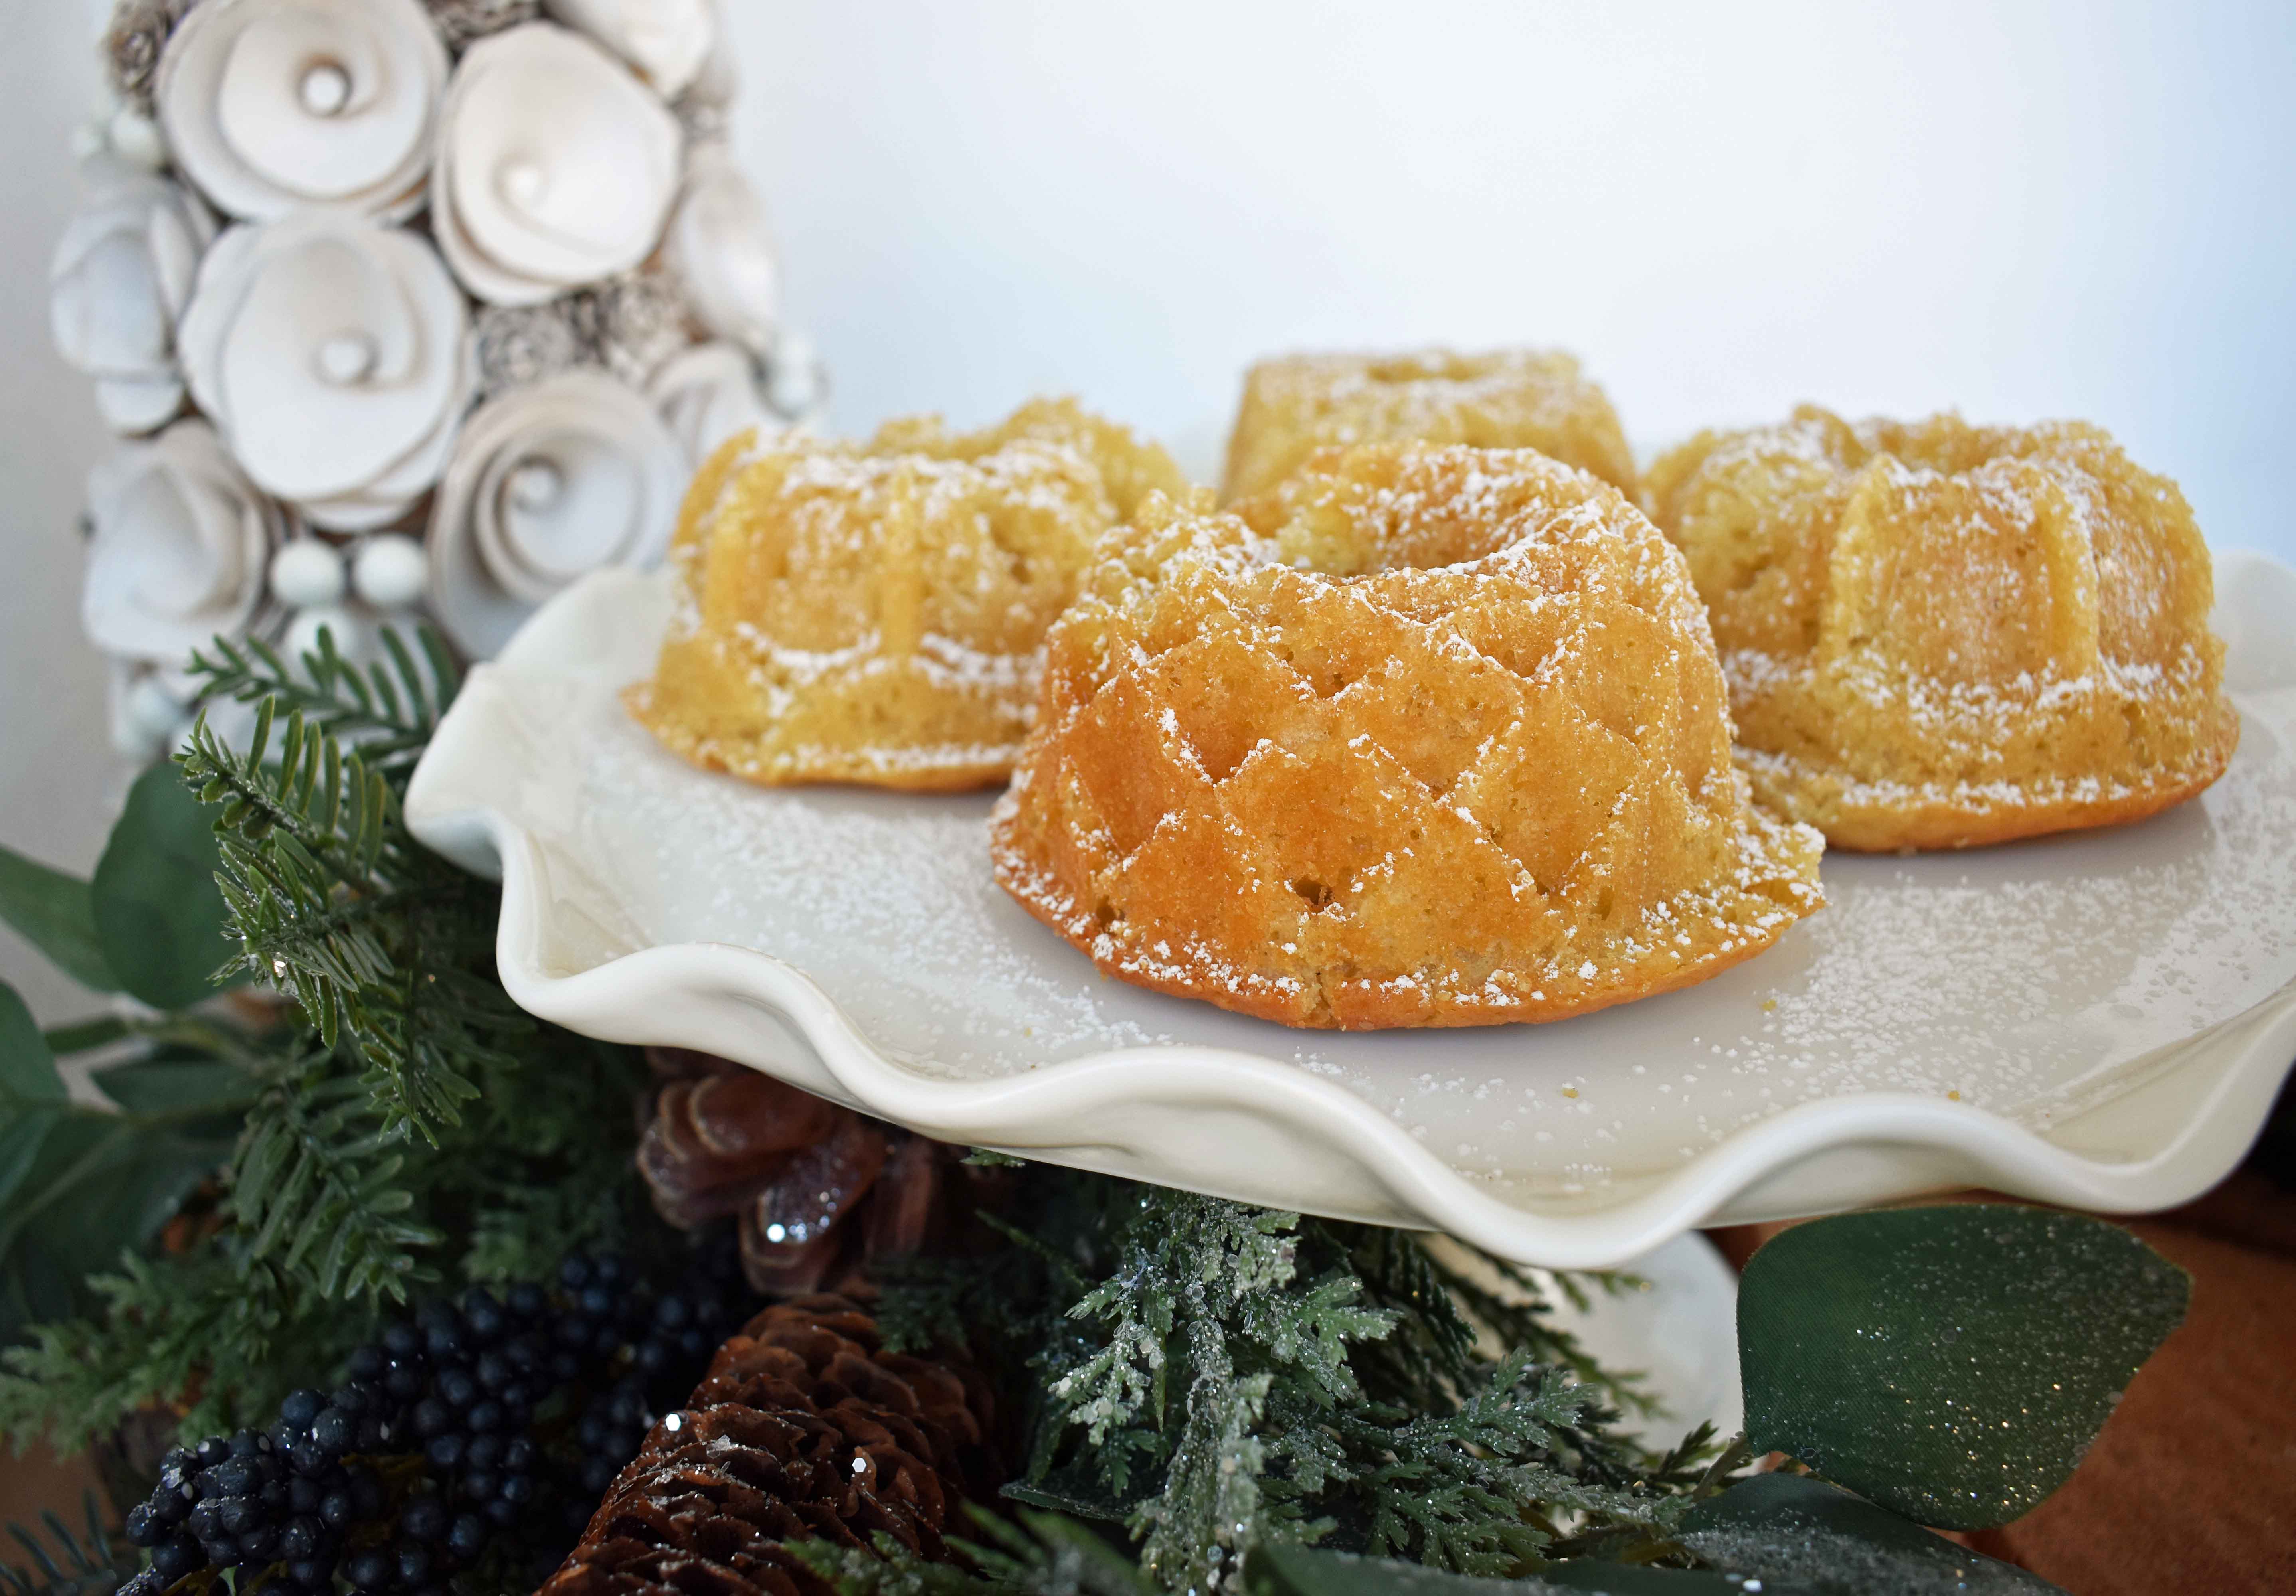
1220,348,1642,505
991,444,1826,1030
1645,407,2240,851
629,399,1188,790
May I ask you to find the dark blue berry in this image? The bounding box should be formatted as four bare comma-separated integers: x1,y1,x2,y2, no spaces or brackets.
654,1294,690,1329
289,1441,331,1477
550,1349,582,1382
199,1534,238,1566
384,1358,425,1402
344,1549,392,1591
318,1491,354,1530
558,1256,592,1290
213,1458,258,1497
464,1469,499,1502
445,1514,486,1560
411,1397,450,1438
395,1541,433,1585
507,1283,547,1320
124,1503,160,1547
382,1321,423,1358
348,1467,385,1517
277,1517,320,1561
401,1494,448,1543
482,1497,519,1529
358,1414,391,1450
437,1369,478,1408
462,1290,505,1343
499,1473,534,1507
312,1409,354,1452
578,1284,613,1318
194,1438,230,1468
466,1400,503,1434
330,1382,371,1415
227,1430,264,1458
475,1351,513,1390
281,1390,327,1430
425,1433,465,1471
578,1457,616,1495
289,1558,336,1592
150,1533,202,1582
465,1434,503,1472
237,1523,279,1562
593,1254,626,1286
346,1346,386,1381
502,1437,536,1472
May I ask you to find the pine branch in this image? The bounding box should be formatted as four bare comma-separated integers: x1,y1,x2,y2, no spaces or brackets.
226,1053,442,1302
189,625,457,774
1,1492,130,1596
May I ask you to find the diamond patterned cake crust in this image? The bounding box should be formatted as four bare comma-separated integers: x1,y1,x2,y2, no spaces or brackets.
991,444,1825,1030
629,399,1187,790
1219,349,1642,506
1646,407,2240,851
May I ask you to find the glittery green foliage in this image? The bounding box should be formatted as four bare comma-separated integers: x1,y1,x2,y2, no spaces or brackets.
877,1172,1728,1594
1737,1206,2189,1530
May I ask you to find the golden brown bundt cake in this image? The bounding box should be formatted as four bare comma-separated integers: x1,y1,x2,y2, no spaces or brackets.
1646,407,2240,851
628,398,1189,790
990,444,1825,1030
1219,348,1642,505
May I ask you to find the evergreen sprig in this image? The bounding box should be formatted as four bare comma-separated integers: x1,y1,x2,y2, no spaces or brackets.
2,1492,132,1596
0,628,648,1451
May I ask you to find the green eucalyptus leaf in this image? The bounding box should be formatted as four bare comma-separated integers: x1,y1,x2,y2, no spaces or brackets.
1242,1545,1806,1596
0,843,117,993
0,982,65,1106
1739,1206,2188,1529
1678,1474,2067,1595
42,1015,129,1056
90,762,237,1011
92,1059,257,1116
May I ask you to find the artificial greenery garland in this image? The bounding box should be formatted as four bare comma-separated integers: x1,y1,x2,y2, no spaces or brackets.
0,630,2187,1596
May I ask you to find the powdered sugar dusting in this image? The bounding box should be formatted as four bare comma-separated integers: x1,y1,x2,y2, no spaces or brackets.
480,628,2296,1206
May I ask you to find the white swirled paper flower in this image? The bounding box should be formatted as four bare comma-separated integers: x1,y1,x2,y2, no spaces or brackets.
543,0,715,97
663,140,780,354
427,371,686,657
647,340,774,464
156,0,448,221
83,419,282,665
50,160,217,434
433,23,685,307
178,211,475,532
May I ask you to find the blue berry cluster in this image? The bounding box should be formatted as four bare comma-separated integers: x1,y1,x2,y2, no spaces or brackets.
121,1244,751,1596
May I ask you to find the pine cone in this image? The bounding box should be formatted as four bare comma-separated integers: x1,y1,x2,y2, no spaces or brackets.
638,1050,970,1294
540,1295,1000,1596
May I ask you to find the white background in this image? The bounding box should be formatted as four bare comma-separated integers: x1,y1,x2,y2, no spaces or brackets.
3,0,2292,1020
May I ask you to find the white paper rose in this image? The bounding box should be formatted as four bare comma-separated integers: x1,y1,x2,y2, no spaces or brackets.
82,419,283,666
543,0,715,97
178,211,475,532
156,0,449,221
427,371,686,657
662,141,780,354
432,23,685,307
50,161,217,434
647,340,774,464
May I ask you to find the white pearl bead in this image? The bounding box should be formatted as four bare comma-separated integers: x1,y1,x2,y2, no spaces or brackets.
107,106,167,170
123,673,188,742
352,534,429,611
270,540,348,608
